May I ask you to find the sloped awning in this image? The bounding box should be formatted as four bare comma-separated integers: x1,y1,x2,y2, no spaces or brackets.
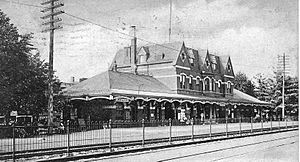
63,70,273,107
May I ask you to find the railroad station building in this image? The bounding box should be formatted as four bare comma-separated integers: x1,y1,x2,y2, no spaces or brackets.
63,38,273,122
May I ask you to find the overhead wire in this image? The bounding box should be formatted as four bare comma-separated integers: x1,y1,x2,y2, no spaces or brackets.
2,0,181,52
1,0,277,71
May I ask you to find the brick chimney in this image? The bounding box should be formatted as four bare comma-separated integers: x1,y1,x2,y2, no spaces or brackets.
131,26,137,74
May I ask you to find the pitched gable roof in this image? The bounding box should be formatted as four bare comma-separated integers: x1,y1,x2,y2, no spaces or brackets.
110,42,183,69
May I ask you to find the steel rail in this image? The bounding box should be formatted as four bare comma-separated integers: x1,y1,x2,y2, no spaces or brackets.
2,126,296,161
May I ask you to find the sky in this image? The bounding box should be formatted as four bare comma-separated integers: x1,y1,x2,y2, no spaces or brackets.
0,0,298,82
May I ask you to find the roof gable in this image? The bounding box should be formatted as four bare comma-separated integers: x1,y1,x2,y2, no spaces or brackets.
226,57,235,76
201,50,213,73
175,42,192,67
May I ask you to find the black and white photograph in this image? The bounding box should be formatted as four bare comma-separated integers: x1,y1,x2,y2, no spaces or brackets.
0,0,298,161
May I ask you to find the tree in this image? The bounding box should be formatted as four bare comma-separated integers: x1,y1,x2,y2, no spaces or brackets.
234,71,255,97
253,73,276,103
0,10,49,117
273,74,298,117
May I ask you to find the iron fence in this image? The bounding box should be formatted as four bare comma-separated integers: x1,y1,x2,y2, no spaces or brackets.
0,117,298,160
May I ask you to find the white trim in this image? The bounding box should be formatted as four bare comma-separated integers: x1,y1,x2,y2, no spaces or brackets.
189,75,193,84
175,65,191,70
137,65,174,71
179,73,187,76
224,75,234,78
155,74,179,78
216,81,221,88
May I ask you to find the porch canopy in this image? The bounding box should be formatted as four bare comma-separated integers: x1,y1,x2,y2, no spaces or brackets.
63,71,273,107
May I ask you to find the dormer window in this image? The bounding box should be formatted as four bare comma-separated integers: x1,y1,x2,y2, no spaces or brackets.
190,58,194,66
212,63,216,70
139,55,146,64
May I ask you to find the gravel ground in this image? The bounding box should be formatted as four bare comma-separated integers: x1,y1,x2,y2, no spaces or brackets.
82,130,298,162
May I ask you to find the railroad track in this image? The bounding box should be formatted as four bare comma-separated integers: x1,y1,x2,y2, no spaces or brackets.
1,125,298,161
156,134,298,162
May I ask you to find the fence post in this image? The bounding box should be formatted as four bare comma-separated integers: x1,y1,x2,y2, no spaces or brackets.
169,118,172,144
142,119,145,146
67,120,70,156
12,124,15,162
191,118,194,140
285,117,288,129
239,117,242,135
278,119,280,130
225,117,228,137
209,118,212,139
270,117,272,131
292,118,294,128
109,119,112,152
250,117,253,133
261,117,263,132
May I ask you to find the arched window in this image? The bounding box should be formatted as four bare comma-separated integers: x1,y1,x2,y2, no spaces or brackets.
179,74,186,89
219,81,223,93
215,82,218,92
211,79,215,91
189,76,193,90
199,80,203,91
204,78,210,91
196,78,200,91
227,82,231,93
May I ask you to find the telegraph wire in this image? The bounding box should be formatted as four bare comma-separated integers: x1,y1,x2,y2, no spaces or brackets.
2,0,184,52
4,0,44,8
64,12,181,52
2,0,282,71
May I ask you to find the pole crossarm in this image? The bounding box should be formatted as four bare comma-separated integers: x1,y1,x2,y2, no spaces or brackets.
42,18,62,26
41,0,60,5
41,3,64,12
42,25,63,33
41,10,64,19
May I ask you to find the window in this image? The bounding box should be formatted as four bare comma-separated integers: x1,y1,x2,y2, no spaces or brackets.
189,77,193,90
180,74,186,89
227,63,231,72
162,53,165,59
181,53,186,61
199,80,203,91
190,58,194,66
204,78,210,91
139,55,146,63
196,78,200,91
206,59,210,67
227,82,230,93
212,64,216,70
219,81,223,93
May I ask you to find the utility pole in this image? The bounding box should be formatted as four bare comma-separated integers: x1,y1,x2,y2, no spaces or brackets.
41,0,64,131
277,53,290,119
168,0,172,42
